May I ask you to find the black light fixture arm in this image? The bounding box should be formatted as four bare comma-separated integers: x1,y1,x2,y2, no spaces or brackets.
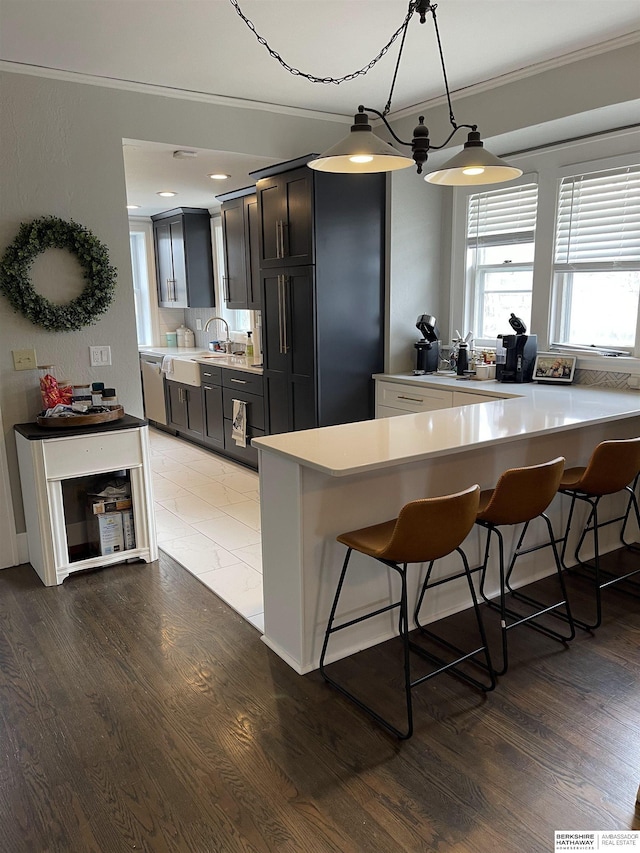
366,0,481,174
360,104,478,175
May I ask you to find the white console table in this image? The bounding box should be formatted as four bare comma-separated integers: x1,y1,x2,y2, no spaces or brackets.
15,415,158,586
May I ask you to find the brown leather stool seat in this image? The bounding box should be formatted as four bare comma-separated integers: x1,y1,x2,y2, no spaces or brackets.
475,457,575,675
559,437,640,629
319,485,495,740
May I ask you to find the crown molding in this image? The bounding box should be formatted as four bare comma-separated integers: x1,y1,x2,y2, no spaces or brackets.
0,60,351,123
386,31,640,123
2,29,638,126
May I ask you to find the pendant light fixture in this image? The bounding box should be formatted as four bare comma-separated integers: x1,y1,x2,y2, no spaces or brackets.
230,0,521,185
306,1,522,186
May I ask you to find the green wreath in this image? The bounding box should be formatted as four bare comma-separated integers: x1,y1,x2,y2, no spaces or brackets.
0,216,118,332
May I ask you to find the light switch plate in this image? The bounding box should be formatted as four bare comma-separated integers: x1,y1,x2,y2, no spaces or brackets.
89,345,112,366
195,319,202,330
13,348,37,370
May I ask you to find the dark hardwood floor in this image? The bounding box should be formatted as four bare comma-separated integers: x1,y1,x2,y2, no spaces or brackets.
0,546,638,852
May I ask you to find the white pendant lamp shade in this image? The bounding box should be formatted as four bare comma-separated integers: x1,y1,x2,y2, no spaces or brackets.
425,131,523,186
308,112,414,173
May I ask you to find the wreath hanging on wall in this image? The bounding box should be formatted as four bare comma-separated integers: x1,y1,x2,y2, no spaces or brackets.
0,216,118,332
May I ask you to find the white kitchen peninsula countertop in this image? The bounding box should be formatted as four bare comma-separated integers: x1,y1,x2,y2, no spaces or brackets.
253,376,640,477
254,374,640,674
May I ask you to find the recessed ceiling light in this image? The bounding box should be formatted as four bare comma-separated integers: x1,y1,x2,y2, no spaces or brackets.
126,204,141,210
157,191,177,197
208,173,230,180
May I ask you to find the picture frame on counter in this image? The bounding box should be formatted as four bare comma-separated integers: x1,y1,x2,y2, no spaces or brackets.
533,353,577,384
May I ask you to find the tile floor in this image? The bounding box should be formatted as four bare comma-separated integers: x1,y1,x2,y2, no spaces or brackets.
148,427,264,632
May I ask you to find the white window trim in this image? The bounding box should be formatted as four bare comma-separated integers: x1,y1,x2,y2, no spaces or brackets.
450,136,640,371
452,171,538,349
128,217,160,347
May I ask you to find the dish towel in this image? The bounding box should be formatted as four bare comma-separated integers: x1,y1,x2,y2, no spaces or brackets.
161,356,174,377
231,399,247,447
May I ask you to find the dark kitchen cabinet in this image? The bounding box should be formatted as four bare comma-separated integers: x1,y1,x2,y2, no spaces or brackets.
218,189,261,310
166,380,203,438
262,267,316,434
251,156,386,435
255,164,313,269
200,364,224,450
151,208,215,308
221,369,265,468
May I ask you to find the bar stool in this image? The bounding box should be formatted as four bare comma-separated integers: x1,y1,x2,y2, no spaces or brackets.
558,437,640,630
476,457,575,676
319,485,496,740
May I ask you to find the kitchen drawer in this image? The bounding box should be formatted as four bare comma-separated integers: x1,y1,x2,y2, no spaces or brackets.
222,368,264,396
199,363,223,384
43,431,143,480
223,420,263,468
377,381,453,414
223,387,265,430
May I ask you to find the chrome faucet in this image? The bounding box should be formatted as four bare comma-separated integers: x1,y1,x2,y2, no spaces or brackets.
204,316,232,353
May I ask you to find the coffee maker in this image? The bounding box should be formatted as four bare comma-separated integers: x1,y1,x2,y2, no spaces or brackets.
414,315,440,374
496,313,537,383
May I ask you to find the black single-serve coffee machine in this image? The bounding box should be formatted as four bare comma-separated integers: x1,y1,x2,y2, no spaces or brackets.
496,313,537,383
414,314,440,374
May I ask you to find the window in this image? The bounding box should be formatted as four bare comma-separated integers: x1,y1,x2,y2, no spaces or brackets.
551,164,640,352
466,182,538,341
210,215,251,336
129,227,156,346
453,143,640,360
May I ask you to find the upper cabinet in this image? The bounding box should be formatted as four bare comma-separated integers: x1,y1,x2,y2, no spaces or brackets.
255,166,313,268
218,189,261,311
151,208,214,308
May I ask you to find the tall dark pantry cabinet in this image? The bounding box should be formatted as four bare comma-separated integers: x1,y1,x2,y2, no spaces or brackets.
250,156,386,435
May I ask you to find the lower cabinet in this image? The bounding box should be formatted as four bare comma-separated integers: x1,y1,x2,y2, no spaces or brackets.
375,379,505,417
221,369,266,468
201,365,224,450
166,380,204,438
198,364,265,469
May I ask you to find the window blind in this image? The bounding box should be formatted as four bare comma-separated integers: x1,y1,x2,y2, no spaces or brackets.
554,164,640,265
467,182,538,244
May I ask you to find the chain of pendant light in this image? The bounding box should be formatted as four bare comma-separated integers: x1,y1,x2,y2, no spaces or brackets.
228,0,421,113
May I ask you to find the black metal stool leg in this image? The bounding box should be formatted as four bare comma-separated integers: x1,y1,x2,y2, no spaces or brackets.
506,513,576,642
478,518,575,675
320,550,414,740
621,476,640,550
413,550,496,691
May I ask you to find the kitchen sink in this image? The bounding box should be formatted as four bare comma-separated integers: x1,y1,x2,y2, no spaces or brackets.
169,357,202,386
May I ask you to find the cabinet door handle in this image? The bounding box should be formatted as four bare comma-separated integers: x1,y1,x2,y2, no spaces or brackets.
282,275,289,354
167,278,176,301
275,221,281,259
230,378,247,384
279,219,287,258
277,274,285,354
222,275,231,302
398,395,424,403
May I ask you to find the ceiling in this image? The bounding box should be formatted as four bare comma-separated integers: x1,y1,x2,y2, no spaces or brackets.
2,0,639,215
